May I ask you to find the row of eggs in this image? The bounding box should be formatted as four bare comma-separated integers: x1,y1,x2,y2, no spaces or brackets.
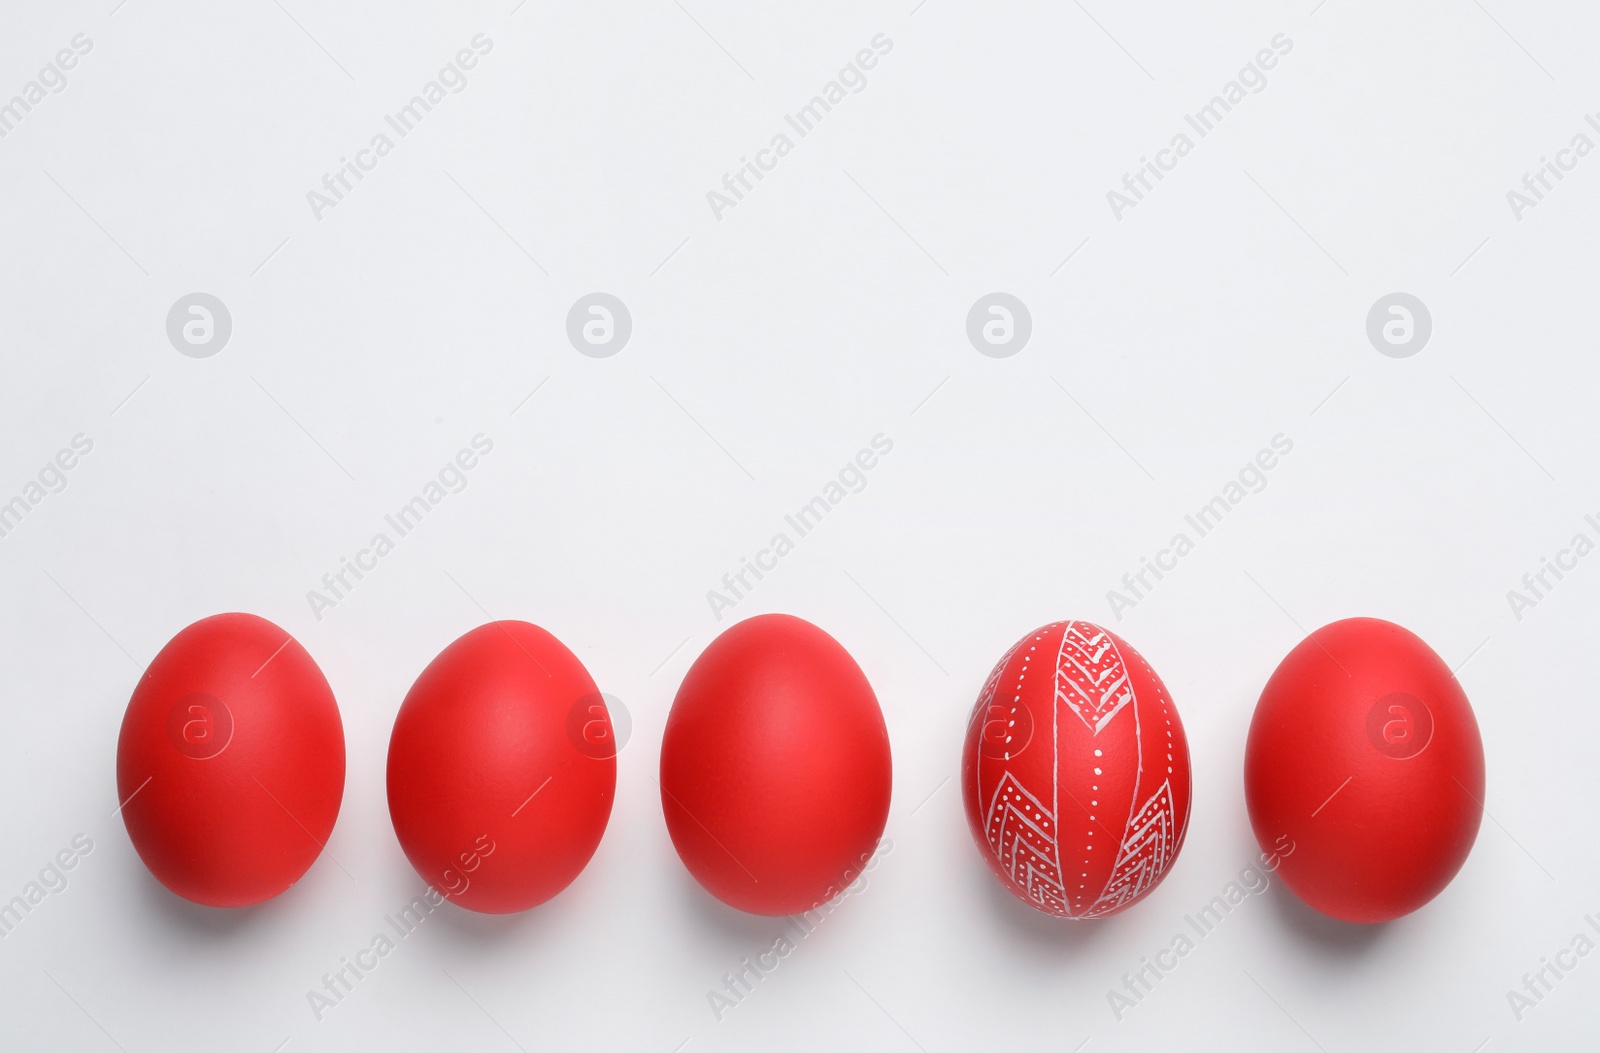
117,612,1485,924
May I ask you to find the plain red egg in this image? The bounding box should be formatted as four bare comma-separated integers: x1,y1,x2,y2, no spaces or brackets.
1244,617,1485,923
116,613,345,907
962,621,1191,918
660,614,891,916
386,621,615,914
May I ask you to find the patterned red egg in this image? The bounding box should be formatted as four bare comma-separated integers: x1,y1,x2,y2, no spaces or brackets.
1244,617,1484,923
386,621,615,914
116,613,345,907
962,621,1191,918
660,614,891,916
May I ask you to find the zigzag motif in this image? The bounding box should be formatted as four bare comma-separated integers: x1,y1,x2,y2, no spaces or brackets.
983,771,1066,916
1085,780,1176,918
1056,622,1134,734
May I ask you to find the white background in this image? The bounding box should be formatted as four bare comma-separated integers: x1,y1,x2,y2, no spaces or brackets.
1,1,1596,1050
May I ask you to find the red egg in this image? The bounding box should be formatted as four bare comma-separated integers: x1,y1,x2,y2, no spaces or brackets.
1244,617,1485,923
962,621,1191,918
116,613,345,907
660,614,891,916
386,621,615,914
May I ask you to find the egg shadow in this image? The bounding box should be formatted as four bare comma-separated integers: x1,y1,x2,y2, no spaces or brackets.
1265,882,1388,956
420,856,621,946
969,857,1122,954
426,894,565,945
135,868,287,937
671,865,808,945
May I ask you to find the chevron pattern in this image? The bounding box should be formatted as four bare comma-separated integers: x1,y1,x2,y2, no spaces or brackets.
983,771,1065,915
1056,622,1134,734
1086,780,1177,917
